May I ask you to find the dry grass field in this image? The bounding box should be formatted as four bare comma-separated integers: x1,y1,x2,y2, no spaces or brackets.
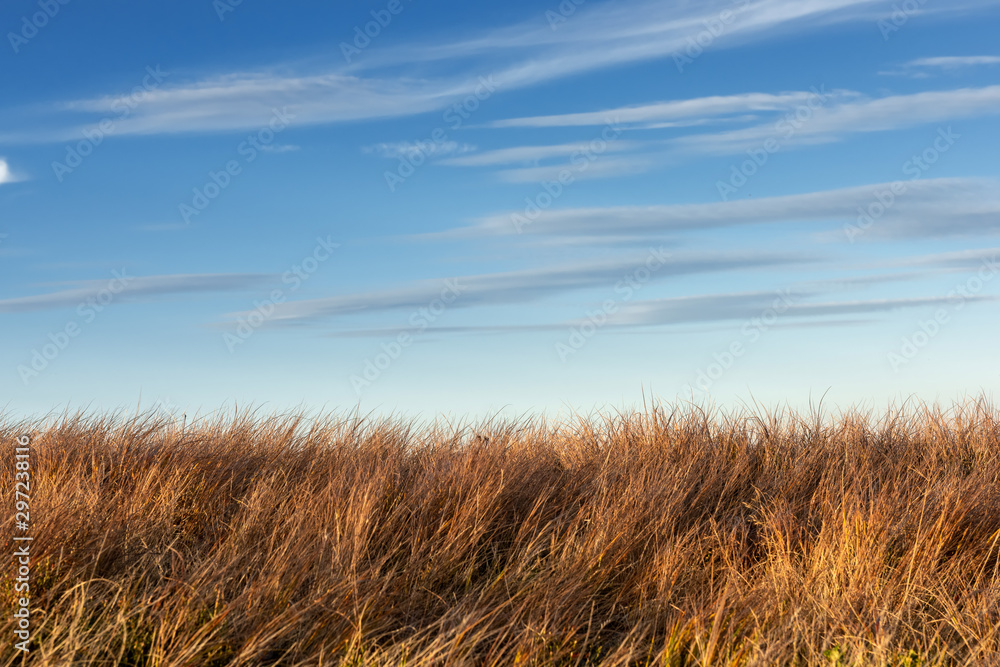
3,400,1000,666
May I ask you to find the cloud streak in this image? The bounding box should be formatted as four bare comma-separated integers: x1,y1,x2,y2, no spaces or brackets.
612,292,1000,328
438,140,642,166
365,140,477,160
227,249,808,326
881,55,1000,77
909,56,1000,68
0,273,274,313
323,286,999,337
477,86,1000,182
488,90,852,129
6,0,1000,141
673,86,1000,156
458,178,1000,240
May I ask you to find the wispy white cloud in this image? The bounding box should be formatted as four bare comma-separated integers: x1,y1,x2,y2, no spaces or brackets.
439,141,642,166
425,136,652,181
356,0,989,90
889,246,1000,270
363,140,476,160
475,86,1000,183
881,55,1000,77
495,155,661,183
610,291,1000,328
2,72,474,143
488,90,854,129
457,178,1000,240
8,0,1000,140
0,274,274,313
910,55,1000,68
324,273,998,336
227,250,807,326
78,72,463,136
672,85,1000,156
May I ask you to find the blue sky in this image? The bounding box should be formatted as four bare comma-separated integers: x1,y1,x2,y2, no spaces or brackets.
2,0,1000,419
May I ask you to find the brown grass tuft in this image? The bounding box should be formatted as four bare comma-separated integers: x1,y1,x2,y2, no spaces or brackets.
3,399,1000,665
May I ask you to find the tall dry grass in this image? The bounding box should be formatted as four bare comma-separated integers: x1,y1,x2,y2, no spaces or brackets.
2,399,1000,666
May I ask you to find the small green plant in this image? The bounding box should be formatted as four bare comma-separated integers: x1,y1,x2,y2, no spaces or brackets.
823,645,845,665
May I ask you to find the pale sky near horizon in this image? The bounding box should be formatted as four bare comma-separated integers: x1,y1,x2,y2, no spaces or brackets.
2,0,1000,420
